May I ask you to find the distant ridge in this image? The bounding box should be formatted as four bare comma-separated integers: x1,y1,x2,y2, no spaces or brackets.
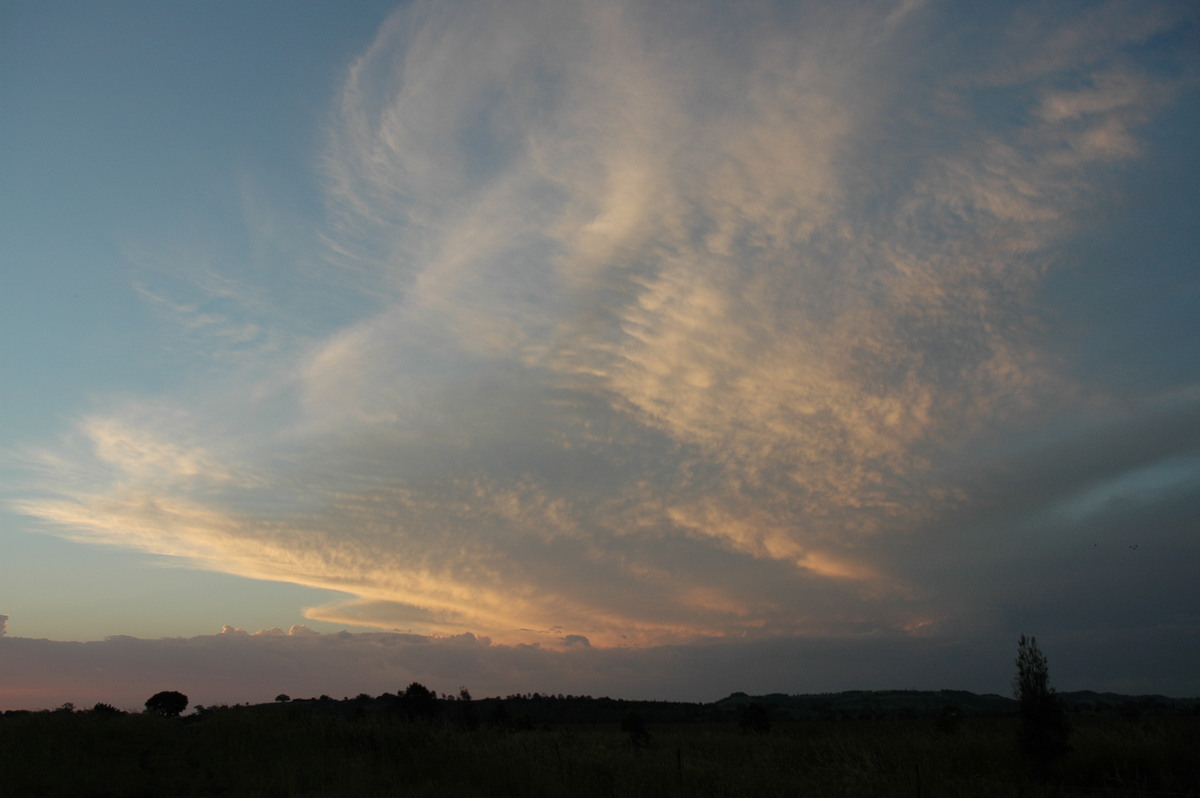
716,689,1014,720
715,689,1200,721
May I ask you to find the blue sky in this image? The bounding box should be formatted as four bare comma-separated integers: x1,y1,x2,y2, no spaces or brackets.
2,0,397,640
2,0,1199,710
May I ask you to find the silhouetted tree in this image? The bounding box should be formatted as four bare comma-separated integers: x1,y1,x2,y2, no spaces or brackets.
144,690,189,717
275,694,291,703
739,702,771,733
456,686,478,730
489,699,510,727
91,702,122,716
1013,635,1069,772
399,682,439,721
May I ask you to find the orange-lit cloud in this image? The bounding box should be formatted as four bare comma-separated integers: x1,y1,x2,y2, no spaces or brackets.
12,0,1199,655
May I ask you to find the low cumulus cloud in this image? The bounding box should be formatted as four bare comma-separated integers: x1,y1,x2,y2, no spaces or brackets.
13,0,1200,656
216,624,320,638
1,624,1197,712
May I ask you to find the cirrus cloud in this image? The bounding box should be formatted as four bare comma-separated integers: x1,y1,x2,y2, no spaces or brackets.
13,0,1200,658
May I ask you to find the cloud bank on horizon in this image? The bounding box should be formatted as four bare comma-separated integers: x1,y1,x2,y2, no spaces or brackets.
13,0,1200,658
1,617,1193,711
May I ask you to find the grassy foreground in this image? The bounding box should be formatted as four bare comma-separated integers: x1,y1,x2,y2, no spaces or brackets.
3,705,1198,797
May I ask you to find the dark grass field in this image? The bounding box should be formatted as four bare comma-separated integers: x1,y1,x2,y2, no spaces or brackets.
3,702,1198,797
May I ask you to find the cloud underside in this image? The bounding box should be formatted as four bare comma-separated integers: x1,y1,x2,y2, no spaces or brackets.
17,0,1199,645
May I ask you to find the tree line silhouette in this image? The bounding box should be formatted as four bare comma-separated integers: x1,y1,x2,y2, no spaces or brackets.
7,636,1195,729
3,637,1198,796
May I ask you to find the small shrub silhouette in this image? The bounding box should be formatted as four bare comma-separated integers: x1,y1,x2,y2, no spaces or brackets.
489,699,510,727
456,687,478,730
936,704,961,734
620,710,651,747
739,702,771,733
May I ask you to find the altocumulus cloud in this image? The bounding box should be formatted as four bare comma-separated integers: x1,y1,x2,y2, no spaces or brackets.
14,0,1200,684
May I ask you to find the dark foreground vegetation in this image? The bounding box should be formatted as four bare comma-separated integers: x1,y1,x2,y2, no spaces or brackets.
3,687,1198,797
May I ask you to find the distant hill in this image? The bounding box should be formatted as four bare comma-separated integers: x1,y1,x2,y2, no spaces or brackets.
1056,691,1199,715
713,689,1199,722
714,689,1015,721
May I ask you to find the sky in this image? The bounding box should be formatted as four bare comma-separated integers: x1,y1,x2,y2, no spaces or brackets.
2,0,1198,712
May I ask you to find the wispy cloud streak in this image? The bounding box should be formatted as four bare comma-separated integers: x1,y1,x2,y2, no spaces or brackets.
14,0,1199,650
